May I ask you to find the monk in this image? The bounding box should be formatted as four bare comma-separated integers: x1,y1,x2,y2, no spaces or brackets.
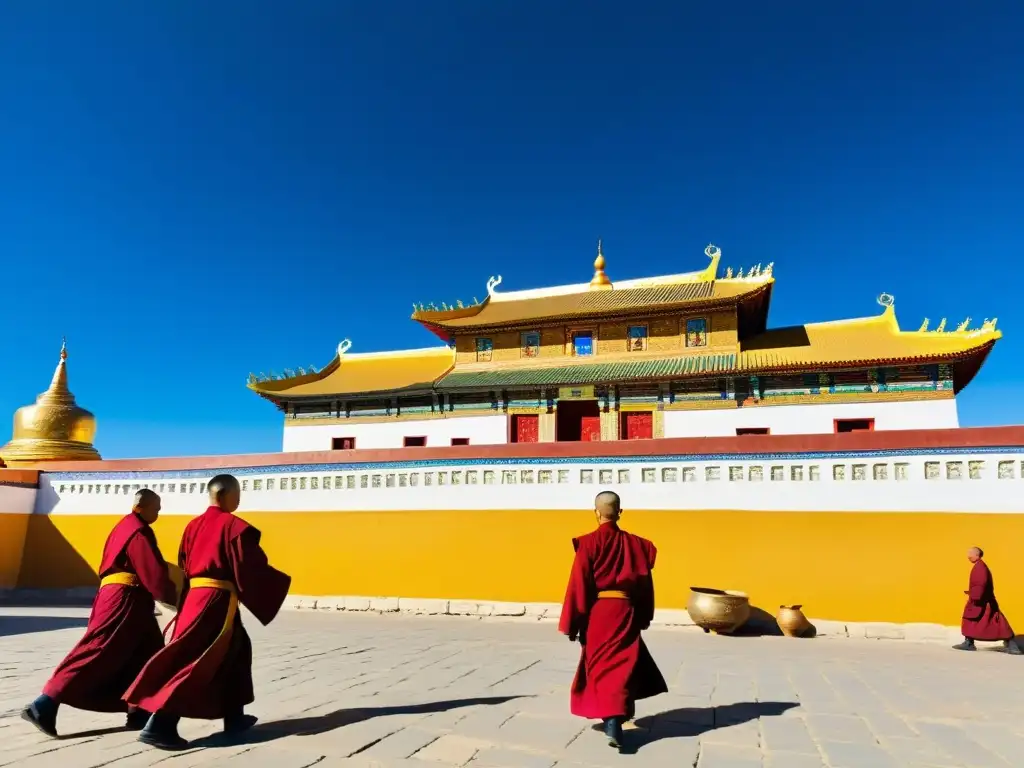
21,489,177,738
558,491,668,750
124,473,291,750
954,546,1022,655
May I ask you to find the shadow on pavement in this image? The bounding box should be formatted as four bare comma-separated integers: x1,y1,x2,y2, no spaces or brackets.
189,695,527,748
0,615,88,638
622,700,800,753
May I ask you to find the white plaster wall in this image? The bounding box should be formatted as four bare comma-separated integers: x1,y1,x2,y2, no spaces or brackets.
0,484,37,514
282,414,508,452
40,449,1024,516
663,398,959,437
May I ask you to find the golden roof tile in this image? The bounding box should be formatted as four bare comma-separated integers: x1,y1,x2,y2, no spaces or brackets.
249,347,454,399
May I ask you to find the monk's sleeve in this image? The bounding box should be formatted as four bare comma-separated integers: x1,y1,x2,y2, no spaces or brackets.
558,538,593,637
230,527,292,626
635,540,657,630
127,530,178,605
968,562,988,602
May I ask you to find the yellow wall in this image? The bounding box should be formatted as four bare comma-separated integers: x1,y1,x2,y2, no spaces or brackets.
16,508,1023,626
0,514,30,588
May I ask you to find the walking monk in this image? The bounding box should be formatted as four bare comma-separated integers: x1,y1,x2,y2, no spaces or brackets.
124,474,291,750
21,489,177,738
558,491,667,750
954,546,1022,655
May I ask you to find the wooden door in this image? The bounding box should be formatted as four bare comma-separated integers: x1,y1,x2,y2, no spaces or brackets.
621,411,653,440
514,414,539,443
580,415,602,442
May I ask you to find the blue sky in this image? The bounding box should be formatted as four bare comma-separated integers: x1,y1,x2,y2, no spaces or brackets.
0,2,1021,458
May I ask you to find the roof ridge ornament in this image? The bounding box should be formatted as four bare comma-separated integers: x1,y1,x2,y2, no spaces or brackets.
486,275,502,296
702,244,722,281
590,239,612,289
877,293,895,308
338,339,353,357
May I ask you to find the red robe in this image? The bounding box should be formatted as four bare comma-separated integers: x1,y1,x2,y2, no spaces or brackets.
123,506,291,719
962,559,1015,641
558,522,668,720
43,513,176,712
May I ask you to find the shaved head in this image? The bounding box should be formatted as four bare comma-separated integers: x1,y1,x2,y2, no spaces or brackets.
595,491,621,522
208,474,242,513
133,488,161,524
968,546,984,562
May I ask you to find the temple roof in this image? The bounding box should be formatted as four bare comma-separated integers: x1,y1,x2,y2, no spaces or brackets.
412,244,775,335
248,346,454,401
434,301,999,390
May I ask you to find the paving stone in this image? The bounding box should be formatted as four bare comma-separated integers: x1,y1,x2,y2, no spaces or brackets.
4,607,1024,767
696,743,763,767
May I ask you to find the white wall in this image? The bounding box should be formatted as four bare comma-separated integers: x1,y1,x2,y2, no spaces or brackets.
663,398,959,437
40,449,1024,516
282,414,509,451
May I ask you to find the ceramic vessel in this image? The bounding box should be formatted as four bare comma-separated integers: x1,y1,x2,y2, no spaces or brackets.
686,587,751,634
777,605,811,637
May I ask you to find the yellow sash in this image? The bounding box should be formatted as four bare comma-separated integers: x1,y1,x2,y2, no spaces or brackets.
100,573,138,588
187,577,239,668
597,590,629,600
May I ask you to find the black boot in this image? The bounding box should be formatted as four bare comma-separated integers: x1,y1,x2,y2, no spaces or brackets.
21,695,59,738
223,711,258,734
125,709,150,730
1005,639,1023,656
603,716,624,750
138,712,187,750
952,638,976,651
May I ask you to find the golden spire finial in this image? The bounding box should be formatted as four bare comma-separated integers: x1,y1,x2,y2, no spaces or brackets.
60,336,67,361
590,238,612,289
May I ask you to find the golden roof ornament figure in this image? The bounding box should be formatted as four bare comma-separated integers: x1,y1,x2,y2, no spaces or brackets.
0,339,101,465
589,239,612,289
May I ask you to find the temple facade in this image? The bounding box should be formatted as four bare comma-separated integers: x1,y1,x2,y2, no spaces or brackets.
249,245,1000,453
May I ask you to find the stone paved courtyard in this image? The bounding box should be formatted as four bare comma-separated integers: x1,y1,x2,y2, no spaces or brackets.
1,608,1022,767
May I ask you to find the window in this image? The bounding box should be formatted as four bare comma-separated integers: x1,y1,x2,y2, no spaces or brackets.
475,337,493,362
572,330,594,356
834,419,874,433
521,331,540,358
736,428,770,436
332,437,356,450
450,437,469,446
403,436,427,447
627,325,648,352
685,318,708,347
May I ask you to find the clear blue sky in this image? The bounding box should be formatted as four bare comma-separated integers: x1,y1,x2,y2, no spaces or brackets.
0,2,1021,458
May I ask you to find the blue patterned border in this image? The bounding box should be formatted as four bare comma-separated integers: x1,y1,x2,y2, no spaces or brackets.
43,445,1024,482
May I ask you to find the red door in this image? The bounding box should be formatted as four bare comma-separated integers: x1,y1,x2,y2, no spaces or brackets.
581,416,602,442
513,414,539,443
621,411,653,440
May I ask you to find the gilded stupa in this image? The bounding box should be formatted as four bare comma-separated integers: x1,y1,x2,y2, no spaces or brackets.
0,340,100,465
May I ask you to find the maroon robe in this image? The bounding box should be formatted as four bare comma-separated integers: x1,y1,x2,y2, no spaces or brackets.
558,521,668,720
123,506,291,719
962,558,1015,641
43,513,176,712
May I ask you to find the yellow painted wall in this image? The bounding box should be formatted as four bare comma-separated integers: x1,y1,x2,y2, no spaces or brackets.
17,508,1024,626
0,514,30,588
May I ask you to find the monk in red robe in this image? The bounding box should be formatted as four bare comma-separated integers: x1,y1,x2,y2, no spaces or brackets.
559,491,668,750
21,489,177,738
954,546,1022,655
124,473,291,750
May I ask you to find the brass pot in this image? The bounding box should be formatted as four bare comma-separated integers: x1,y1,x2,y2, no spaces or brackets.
777,605,810,637
686,587,751,634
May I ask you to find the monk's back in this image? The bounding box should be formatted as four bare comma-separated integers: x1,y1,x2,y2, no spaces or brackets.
180,508,248,580
576,523,655,593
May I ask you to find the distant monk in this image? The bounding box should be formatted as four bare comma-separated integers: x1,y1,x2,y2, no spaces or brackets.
559,491,668,750
954,546,1022,655
22,490,177,738
124,474,292,750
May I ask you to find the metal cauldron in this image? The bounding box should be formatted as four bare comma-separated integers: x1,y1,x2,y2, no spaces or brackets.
686,587,751,634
